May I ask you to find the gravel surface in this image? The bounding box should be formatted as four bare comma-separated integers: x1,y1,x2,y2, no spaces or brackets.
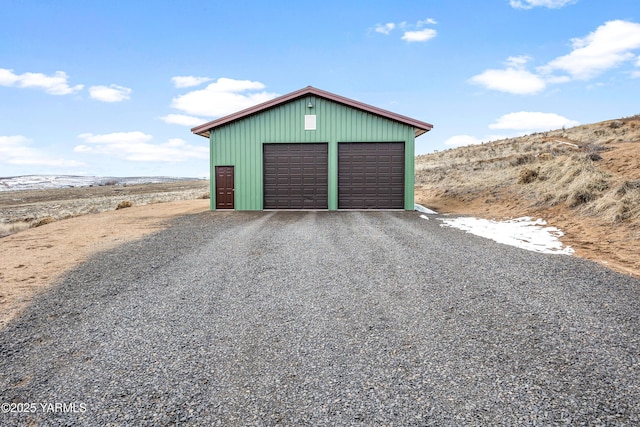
1,211,640,426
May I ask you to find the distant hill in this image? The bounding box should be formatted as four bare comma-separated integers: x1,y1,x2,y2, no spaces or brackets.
415,115,640,278
0,175,204,192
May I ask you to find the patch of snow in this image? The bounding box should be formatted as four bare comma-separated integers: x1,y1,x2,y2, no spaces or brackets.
419,214,430,220
439,216,575,255
554,140,579,149
414,203,438,214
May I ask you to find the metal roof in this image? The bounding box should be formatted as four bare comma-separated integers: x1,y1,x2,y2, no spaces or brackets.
191,86,433,138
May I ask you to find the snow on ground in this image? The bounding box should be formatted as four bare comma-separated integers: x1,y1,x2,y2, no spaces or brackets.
438,216,575,255
414,204,438,214
414,203,572,254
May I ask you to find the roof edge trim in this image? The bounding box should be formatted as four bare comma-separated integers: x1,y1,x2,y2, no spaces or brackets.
191,86,433,137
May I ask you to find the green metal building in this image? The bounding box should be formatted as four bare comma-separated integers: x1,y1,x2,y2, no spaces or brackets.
192,86,432,211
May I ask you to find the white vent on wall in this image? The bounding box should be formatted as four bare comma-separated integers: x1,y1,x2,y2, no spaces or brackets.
304,115,316,130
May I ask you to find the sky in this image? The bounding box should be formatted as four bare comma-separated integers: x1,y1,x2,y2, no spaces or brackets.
1,0,639,178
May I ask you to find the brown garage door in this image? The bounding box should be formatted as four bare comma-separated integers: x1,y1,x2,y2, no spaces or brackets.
338,142,404,209
263,143,328,209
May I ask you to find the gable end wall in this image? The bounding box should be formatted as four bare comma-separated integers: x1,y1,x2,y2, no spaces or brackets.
210,96,415,210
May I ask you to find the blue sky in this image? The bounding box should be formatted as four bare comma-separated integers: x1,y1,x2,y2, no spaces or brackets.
1,0,639,178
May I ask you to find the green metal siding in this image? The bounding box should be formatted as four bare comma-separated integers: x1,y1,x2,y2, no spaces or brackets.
210,96,416,210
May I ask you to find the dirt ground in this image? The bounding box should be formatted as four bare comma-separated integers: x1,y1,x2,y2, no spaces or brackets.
0,198,209,328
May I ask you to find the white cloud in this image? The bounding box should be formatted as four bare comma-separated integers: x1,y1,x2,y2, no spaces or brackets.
159,114,207,127
373,18,437,42
78,131,152,144
470,20,640,94
510,0,576,9
0,135,84,167
470,55,547,94
171,77,279,118
417,18,438,26
402,28,437,43
89,84,132,102
506,55,531,68
540,20,640,80
445,135,483,146
489,112,580,131
0,68,83,95
171,76,212,88
444,112,579,150
0,69,19,86
470,67,546,95
374,23,395,35
75,132,207,162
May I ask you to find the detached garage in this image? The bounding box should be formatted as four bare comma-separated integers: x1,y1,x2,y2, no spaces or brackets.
191,86,432,211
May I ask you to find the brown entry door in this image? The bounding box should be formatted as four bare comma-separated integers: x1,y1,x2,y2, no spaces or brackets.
215,166,234,209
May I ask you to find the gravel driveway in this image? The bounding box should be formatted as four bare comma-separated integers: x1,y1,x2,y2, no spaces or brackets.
2,211,640,426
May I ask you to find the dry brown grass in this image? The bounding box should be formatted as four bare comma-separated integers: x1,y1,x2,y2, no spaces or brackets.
523,155,610,209
0,221,30,238
0,180,209,238
116,200,134,210
415,115,640,277
416,115,640,224
591,179,640,223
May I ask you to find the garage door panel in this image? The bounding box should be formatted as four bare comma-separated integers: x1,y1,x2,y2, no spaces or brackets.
364,166,378,174
338,142,404,209
366,175,381,184
263,143,328,209
304,177,327,186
